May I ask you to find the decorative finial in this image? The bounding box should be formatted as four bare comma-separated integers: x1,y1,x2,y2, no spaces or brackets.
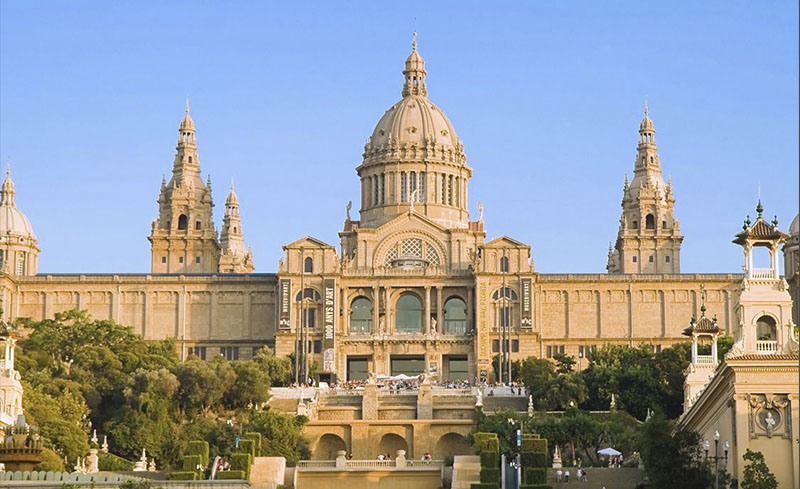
756,200,763,218
744,214,751,229
644,97,648,117
230,177,235,192
185,97,190,115
412,31,417,51
772,215,778,227
477,201,484,222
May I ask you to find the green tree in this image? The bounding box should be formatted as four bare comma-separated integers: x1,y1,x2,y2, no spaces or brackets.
245,410,310,465
638,413,712,489
252,347,293,386
552,353,576,374
518,357,556,409
173,357,230,415
228,361,271,409
543,373,587,410
22,381,89,461
741,449,777,489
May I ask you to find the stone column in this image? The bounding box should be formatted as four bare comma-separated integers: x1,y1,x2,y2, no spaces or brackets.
372,285,380,335
417,382,433,419
437,286,444,333
385,286,392,335
424,286,431,335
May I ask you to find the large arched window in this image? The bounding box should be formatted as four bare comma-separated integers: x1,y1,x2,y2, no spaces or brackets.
492,288,518,301
178,214,188,230
444,297,467,335
304,257,314,273
396,293,423,333
350,297,372,334
492,287,517,330
645,214,655,229
756,315,777,341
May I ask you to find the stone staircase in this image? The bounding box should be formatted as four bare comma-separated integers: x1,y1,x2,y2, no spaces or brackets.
451,455,481,489
547,467,644,489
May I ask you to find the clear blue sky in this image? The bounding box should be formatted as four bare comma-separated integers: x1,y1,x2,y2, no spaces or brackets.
1,1,797,274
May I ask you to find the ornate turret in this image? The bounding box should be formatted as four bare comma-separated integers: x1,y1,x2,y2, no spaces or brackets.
0,316,23,427
607,103,682,274
784,213,799,324
726,201,797,358
218,182,254,273
148,102,220,273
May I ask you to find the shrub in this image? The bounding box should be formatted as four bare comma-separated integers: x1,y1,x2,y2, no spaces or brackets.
243,432,262,455
471,484,501,489
238,439,256,459
187,440,210,467
98,451,135,471
520,485,553,489
182,454,202,472
480,450,498,467
480,467,501,484
216,470,247,480
168,471,197,480
231,452,253,479
525,467,546,484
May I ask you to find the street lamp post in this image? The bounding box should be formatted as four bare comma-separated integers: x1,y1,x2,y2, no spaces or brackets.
703,430,729,489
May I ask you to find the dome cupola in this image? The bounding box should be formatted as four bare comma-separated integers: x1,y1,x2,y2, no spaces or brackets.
357,34,472,229
0,166,39,276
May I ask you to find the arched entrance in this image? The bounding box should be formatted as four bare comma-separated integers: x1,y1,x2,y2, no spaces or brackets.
313,433,347,460
377,433,409,458
434,433,472,460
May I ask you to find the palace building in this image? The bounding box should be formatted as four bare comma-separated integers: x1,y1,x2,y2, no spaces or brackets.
0,38,796,385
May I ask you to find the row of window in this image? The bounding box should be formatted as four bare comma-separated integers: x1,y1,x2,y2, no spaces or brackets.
169,214,203,231
0,252,28,275
187,345,256,361
492,339,519,353
161,256,202,264
631,255,670,263
346,356,469,381
365,172,464,207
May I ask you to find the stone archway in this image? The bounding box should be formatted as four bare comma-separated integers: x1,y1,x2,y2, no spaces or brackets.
313,433,347,460
377,433,409,459
433,432,472,460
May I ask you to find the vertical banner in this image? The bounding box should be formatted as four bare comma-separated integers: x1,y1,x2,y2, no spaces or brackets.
478,281,489,362
322,278,336,373
278,279,291,330
521,278,532,329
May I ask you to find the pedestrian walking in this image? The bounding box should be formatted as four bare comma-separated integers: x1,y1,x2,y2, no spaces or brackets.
565,469,570,482
556,469,563,482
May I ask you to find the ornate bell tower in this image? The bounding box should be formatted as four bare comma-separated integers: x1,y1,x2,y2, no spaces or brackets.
148,102,220,273
608,104,683,274
218,183,254,273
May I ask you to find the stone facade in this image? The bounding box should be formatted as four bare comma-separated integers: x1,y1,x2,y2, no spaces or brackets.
0,37,793,385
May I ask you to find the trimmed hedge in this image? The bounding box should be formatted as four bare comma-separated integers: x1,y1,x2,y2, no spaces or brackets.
521,437,547,454
231,452,253,479
470,484,501,489
480,451,498,468
183,454,202,472
169,471,197,480
521,452,547,468
520,485,553,489
243,432,262,456
473,433,499,454
216,470,247,480
480,467,500,484
238,439,256,459
187,440,210,467
525,467,547,484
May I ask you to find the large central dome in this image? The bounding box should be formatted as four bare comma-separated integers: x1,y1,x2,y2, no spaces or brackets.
357,35,472,230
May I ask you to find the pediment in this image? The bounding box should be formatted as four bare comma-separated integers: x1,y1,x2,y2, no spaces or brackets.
283,236,334,250
485,235,529,249
372,211,449,239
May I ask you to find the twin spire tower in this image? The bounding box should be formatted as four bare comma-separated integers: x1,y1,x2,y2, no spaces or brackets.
148,101,254,274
